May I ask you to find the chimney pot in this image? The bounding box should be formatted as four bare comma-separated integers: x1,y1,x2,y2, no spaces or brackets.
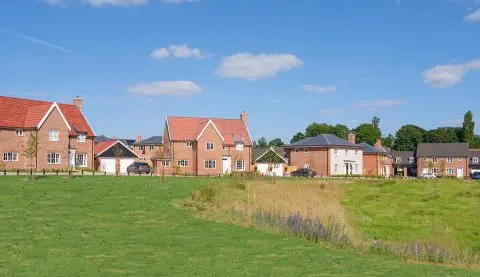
374,138,382,149
240,111,248,123
73,96,83,110
135,135,143,143
348,132,356,144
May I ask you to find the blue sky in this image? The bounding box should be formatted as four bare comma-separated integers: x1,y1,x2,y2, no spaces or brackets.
1,0,479,142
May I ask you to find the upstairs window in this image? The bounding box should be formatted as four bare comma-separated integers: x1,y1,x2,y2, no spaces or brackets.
408,157,414,163
334,149,339,156
16,130,24,136
473,157,479,164
355,150,358,156
49,130,59,141
236,144,244,151
345,149,348,156
395,157,402,162
139,146,144,151
304,148,308,153
149,146,155,150
432,157,438,163
447,157,453,163
77,134,86,143
186,142,193,147
223,145,227,150
206,141,214,150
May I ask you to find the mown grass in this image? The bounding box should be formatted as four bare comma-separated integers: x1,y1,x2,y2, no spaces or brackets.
0,176,477,276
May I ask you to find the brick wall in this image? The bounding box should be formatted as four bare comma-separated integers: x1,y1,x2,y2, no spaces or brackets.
363,154,379,175
37,107,70,170
69,136,94,169
196,124,223,175
0,129,32,169
417,157,469,177
286,147,329,176
133,145,163,164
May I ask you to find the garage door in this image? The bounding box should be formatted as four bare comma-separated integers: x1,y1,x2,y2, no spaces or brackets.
120,159,135,173
100,158,115,173
257,163,283,176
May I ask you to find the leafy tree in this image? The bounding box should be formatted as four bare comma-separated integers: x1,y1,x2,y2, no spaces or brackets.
394,125,426,151
257,137,268,148
112,143,124,177
268,138,285,147
262,150,285,184
382,134,395,149
355,124,381,145
290,132,305,143
424,128,459,143
372,116,380,130
305,123,335,137
23,133,39,180
333,124,349,140
462,111,475,146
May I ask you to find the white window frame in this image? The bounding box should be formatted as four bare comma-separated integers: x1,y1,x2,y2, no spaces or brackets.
47,153,61,164
3,152,18,162
139,146,144,151
223,145,227,150
206,141,214,150
304,148,308,153
75,153,87,167
334,149,339,156
473,157,479,164
149,145,155,151
304,164,310,169
446,168,455,175
77,134,86,143
234,160,245,171
432,157,438,163
295,148,299,152
408,157,414,163
447,157,453,163
204,160,216,169
177,160,189,167
49,130,59,142
16,130,24,136
355,150,358,156
395,157,402,163
162,160,171,167
431,168,439,174
236,144,244,151
186,141,193,147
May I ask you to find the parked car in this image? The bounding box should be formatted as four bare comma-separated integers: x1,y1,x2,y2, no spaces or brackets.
472,172,480,180
419,173,437,179
291,168,317,178
127,162,151,174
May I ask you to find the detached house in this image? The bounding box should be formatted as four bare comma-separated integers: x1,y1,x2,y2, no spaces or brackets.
156,112,252,175
133,135,163,165
0,96,95,170
361,140,393,177
284,133,363,176
417,143,469,178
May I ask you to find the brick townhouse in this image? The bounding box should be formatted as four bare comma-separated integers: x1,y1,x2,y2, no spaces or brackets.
0,96,95,170
361,139,393,177
156,112,252,175
417,143,469,178
284,133,363,176
132,135,163,165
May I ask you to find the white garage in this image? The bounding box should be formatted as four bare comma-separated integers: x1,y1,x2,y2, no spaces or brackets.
253,147,287,177
95,140,139,174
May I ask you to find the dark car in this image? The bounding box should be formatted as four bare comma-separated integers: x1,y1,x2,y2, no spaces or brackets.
472,172,480,180
291,168,317,178
127,162,151,174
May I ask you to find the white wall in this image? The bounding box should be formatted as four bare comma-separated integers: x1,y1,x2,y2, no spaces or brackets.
329,148,363,175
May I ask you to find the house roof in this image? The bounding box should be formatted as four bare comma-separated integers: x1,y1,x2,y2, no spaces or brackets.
361,143,384,154
469,149,480,158
417,143,469,157
390,151,417,166
0,96,94,136
95,135,135,147
94,140,139,158
134,136,163,146
252,147,286,163
285,134,362,149
166,116,252,145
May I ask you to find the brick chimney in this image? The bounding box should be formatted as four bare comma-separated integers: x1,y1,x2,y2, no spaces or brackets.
135,135,143,143
73,96,83,110
240,111,248,123
374,138,382,149
348,132,356,144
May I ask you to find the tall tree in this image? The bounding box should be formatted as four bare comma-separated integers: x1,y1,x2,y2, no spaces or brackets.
333,124,349,140
372,116,380,130
462,111,475,146
424,128,459,143
382,134,395,149
355,124,381,145
290,132,305,143
257,137,268,148
305,123,335,137
268,138,285,147
394,125,426,151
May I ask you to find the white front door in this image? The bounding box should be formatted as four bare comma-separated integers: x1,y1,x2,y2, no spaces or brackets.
222,157,231,174
457,168,464,178
69,149,76,167
120,159,135,173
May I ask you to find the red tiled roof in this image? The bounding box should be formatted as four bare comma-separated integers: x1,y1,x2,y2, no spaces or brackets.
167,116,252,145
94,140,116,155
0,96,95,136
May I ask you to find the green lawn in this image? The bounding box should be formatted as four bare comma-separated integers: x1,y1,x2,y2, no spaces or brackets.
342,179,480,250
0,176,477,276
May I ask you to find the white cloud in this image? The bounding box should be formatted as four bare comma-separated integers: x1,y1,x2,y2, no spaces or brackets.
302,85,336,94
216,53,304,80
161,0,200,3
151,44,207,59
320,108,344,115
356,100,407,110
86,0,149,7
41,0,66,6
128,81,201,96
423,60,480,88
465,9,480,23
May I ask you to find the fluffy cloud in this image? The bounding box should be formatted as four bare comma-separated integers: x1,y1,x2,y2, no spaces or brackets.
320,108,344,115
423,60,480,88
302,85,336,94
86,0,149,6
216,53,304,80
41,0,66,6
151,44,207,59
356,100,407,110
465,9,480,23
128,81,201,96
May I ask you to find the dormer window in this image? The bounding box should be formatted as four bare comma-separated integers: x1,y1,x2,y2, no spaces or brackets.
236,143,244,151
16,130,24,136
49,130,59,141
206,141,214,150
408,157,414,163
77,134,86,143
473,157,479,164
186,142,193,147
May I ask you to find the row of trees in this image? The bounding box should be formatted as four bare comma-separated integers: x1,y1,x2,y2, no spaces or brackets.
285,111,479,151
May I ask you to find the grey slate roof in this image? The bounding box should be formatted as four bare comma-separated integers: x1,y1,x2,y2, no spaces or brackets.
252,147,285,162
95,135,135,147
134,136,163,146
285,134,362,148
417,143,469,157
361,143,384,154
390,151,417,166
469,150,480,168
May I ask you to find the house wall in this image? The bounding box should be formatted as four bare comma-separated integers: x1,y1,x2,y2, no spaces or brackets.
363,154,379,175
37,108,70,170
196,124,223,175
329,148,363,175
69,136,94,169
133,144,163,165
286,147,329,176
417,157,469,177
0,129,32,170
223,145,252,172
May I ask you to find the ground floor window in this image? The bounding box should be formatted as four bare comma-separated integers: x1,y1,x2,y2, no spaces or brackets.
235,160,245,171
3,152,18,162
431,168,439,174
446,168,455,175
47,153,61,164
204,160,216,169
177,160,189,167
75,154,87,167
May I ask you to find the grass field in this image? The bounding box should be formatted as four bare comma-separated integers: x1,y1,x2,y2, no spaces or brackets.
0,176,478,276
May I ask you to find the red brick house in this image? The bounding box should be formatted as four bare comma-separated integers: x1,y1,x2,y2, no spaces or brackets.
132,135,163,165
417,143,469,178
156,112,252,175
0,96,95,170
361,139,393,177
